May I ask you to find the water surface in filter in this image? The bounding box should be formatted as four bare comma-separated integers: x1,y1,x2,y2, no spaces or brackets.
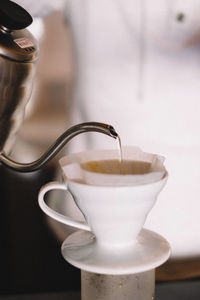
81,159,151,175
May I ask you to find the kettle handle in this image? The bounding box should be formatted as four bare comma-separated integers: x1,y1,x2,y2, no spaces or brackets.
0,122,117,172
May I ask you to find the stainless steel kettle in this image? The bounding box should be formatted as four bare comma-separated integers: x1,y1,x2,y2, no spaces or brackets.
0,0,38,154
0,1,117,172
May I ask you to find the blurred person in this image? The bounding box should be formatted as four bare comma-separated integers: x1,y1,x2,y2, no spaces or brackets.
14,0,200,279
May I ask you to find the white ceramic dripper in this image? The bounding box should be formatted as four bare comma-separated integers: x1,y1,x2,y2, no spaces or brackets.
38,146,167,249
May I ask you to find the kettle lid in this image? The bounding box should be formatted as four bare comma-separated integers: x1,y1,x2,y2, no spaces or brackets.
0,0,32,31
0,0,38,62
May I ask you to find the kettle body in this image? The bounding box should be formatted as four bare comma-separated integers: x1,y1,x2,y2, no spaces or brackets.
0,0,39,153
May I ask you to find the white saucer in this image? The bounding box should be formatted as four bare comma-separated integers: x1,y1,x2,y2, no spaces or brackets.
61,229,170,275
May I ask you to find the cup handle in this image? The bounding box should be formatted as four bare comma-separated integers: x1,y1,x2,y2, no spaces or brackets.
38,181,91,232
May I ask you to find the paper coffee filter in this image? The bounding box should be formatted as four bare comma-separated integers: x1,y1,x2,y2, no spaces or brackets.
60,146,166,186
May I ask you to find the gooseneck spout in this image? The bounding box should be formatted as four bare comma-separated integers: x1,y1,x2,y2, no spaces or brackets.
0,122,118,172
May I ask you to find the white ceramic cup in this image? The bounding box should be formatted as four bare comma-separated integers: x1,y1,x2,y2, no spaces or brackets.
38,147,168,249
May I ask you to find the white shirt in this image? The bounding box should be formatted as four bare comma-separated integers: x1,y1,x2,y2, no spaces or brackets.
15,0,200,258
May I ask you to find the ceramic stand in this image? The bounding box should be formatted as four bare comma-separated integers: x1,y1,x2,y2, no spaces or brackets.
81,269,155,300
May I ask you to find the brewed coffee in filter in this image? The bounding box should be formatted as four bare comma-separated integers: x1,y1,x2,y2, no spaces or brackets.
81,159,151,174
